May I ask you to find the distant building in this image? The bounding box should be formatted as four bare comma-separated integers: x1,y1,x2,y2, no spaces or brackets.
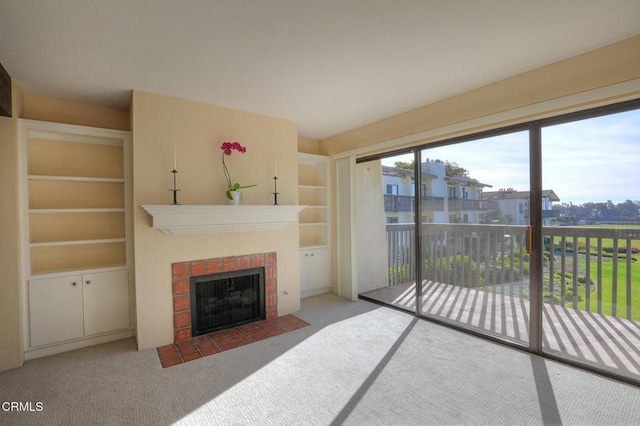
482,188,560,225
444,174,493,224
382,165,414,223
382,160,494,224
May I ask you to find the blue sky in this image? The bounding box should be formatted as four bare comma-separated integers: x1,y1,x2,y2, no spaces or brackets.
381,108,640,205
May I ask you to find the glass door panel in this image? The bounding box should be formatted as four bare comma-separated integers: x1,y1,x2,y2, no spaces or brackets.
358,154,417,313
418,131,531,346
541,108,640,381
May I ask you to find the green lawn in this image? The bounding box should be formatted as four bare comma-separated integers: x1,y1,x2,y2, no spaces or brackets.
562,225,640,321
576,260,640,320
575,224,640,249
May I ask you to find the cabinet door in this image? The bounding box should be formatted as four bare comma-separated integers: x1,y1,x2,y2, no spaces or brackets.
300,250,313,294
29,276,84,347
300,248,331,296
83,270,130,336
309,247,331,291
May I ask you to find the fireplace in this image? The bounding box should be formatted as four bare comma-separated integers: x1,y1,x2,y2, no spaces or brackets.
172,252,277,342
190,267,265,336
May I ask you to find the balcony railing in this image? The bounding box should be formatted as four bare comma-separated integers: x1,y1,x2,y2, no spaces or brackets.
383,195,502,213
447,198,498,211
384,194,414,212
383,194,444,212
386,223,640,320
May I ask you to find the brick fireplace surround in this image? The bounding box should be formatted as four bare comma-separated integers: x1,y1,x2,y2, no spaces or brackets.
171,252,278,342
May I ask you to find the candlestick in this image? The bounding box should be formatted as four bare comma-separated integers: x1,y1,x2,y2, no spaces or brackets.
169,169,181,205
272,176,280,206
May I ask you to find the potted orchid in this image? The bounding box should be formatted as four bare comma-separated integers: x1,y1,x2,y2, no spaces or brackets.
220,141,256,204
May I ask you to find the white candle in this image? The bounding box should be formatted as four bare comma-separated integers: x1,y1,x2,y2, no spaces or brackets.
274,158,277,177
173,145,177,170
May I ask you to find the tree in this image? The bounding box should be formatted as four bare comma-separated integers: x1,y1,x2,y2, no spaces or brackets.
556,215,579,226
616,199,640,219
554,199,640,223
444,161,469,177
394,161,414,170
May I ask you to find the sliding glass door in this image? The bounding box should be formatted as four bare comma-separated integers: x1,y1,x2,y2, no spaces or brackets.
417,131,532,346
356,99,640,384
540,107,640,381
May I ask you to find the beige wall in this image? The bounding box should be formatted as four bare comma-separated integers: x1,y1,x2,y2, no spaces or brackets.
12,81,23,118
298,136,321,154
321,35,640,156
22,93,130,131
132,90,300,350
0,113,22,371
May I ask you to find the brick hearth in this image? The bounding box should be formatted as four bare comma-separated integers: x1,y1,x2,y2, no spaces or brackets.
156,314,309,368
171,252,277,342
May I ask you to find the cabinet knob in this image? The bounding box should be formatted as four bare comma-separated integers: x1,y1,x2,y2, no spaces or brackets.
86,280,92,285
71,282,77,286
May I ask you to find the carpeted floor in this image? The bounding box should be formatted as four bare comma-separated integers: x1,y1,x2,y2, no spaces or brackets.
1,293,639,425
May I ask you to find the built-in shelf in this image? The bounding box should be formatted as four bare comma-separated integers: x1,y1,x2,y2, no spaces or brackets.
28,175,125,183
141,205,307,235
29,208,125,213
31,263,129,277
20,119,133,359
30,238,126,247
298,153,331,298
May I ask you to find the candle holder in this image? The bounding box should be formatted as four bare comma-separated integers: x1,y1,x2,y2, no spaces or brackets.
272,176,280,205
170,169,181,205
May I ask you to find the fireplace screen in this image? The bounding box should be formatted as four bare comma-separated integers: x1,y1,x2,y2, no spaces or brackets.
190,267,265,336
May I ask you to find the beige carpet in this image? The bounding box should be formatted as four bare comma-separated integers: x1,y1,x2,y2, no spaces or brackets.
1,293,639,425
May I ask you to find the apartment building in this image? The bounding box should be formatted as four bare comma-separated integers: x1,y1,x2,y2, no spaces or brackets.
382,160,493,224
483,188,560,225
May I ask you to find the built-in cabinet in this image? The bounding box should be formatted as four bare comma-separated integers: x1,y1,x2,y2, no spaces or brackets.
28,270,130,347
20,120,133,359
300,247,331,297
298,153,331,298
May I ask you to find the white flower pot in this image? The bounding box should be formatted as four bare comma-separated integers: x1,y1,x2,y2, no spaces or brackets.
226,190,241,205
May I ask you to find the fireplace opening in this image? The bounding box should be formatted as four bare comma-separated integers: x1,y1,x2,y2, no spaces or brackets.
190,267,265,336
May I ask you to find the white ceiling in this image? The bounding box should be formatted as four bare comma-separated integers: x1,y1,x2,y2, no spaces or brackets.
1,1,639,139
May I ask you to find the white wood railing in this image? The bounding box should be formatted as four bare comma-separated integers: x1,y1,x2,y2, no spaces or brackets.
386,223,640,320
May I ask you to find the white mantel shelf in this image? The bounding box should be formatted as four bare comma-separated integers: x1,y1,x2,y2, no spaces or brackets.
141,205,307,235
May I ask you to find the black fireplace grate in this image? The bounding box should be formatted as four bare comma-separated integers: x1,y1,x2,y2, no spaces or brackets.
190,267,265,336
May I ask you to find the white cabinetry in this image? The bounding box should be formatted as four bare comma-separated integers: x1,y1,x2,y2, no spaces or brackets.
29,270,130,347
20,120,133,359
28,275,85,347
300,247,331,297
83,270,130,336
298,153,331,298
